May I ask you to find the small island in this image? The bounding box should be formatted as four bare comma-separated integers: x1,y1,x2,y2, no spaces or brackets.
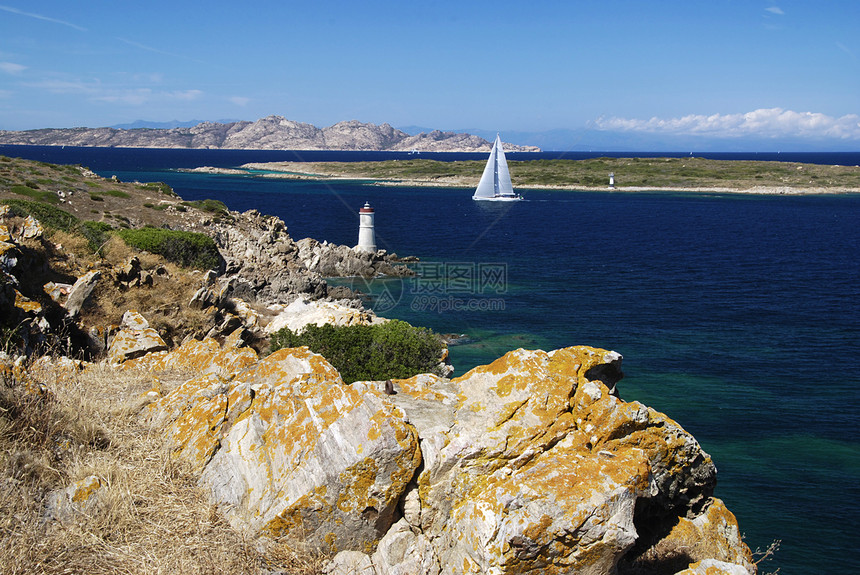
195,156,860,195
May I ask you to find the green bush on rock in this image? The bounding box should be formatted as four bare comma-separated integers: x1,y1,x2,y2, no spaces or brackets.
270,320,446,383
0,198,79,231
117,228,223,270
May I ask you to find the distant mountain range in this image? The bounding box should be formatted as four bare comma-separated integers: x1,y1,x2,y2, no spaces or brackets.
0,116,539,152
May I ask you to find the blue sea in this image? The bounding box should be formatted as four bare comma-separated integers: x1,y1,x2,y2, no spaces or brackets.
3,145,859,574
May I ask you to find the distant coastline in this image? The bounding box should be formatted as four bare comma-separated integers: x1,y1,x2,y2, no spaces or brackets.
183,159,860,196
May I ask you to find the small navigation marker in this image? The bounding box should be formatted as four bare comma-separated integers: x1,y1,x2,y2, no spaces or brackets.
609,172,615,189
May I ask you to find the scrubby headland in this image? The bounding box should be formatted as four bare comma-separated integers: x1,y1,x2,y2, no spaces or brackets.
1,155,760,574
229,155,860,194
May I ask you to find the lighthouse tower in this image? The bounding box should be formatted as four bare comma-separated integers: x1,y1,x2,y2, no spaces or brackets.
355,201,377,253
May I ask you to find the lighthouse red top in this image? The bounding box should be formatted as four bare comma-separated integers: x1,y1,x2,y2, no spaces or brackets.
359,201,374,213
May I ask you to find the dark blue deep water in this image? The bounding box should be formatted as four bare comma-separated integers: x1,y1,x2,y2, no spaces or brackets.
3,145,859,574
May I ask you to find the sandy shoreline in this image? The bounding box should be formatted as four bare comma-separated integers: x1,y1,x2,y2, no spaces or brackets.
181,165,860,196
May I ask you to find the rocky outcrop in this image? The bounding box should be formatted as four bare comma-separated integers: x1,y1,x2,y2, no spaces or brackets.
0,213,68,354
0,116,540,152
191,208,323,304
265,298,386,335
295,237,415,278
139,339,753,575
192,208,413,308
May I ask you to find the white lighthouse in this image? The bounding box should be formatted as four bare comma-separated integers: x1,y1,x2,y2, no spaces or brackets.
355,201,377,253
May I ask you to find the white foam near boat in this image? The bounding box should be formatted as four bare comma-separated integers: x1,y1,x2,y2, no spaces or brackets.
473,133,523,201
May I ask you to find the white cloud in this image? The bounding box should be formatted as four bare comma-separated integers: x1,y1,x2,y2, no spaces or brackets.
131,72,165,84
116,37,207,65
765,6,785,15
229,96,251,107
0,61,26,74
25,78,96,94
0,4,87,31
93,88,154,106
94,88,202,105
25,77,203,106
595,108,860,140
836,42,856,60
170,89,203,101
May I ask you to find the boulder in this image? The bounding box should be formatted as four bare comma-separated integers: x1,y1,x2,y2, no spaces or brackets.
326,346,751,575
150,346,421,551
202,350,421,551
189,285,217,309
0,239,18,272
107,311,168,364
44,475,105,524
43,281,73,302
143,343,753,574
265,298,385,335
674,559,753,575
63,270,101,317
126,336,258,380
20,215,44,240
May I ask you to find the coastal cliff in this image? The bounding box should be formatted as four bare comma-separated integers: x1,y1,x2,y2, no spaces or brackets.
0,116,540,152
0,156,754,574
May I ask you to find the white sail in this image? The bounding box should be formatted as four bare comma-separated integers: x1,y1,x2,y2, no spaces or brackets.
473,134,521,201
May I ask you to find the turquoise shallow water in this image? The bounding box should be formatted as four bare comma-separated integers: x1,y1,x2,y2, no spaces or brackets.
3,145,858,574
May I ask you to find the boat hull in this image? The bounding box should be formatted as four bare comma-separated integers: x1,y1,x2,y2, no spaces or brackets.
472,195,523,202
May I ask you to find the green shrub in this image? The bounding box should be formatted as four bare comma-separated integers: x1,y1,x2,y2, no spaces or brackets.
142,181,177,197
117,228,222,270
0,199,78,231
9,185,59,204
182,199,229,214
77,221,114,252
269,320,445,383
103,189,130,199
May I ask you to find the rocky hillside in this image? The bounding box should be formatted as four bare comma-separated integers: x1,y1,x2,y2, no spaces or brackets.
0,116,540,152
0,155,413,357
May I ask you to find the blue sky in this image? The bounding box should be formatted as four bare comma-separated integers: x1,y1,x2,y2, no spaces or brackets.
1,1,858,150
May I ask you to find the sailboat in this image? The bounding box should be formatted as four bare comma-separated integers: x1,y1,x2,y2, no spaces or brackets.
472,134,523,201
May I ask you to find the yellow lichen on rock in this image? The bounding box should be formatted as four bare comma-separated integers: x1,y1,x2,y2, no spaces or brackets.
125,336,258,378
130,337,750,575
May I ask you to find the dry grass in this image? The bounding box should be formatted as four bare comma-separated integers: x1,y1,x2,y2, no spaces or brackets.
0,358,326,574
80,238,217,347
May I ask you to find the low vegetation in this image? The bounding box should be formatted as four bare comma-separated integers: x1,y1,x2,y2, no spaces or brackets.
0,359,324,574
0,156,191,230
1,198,79,231
270,320,446,383
116,228,223,270
253,156,860,190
